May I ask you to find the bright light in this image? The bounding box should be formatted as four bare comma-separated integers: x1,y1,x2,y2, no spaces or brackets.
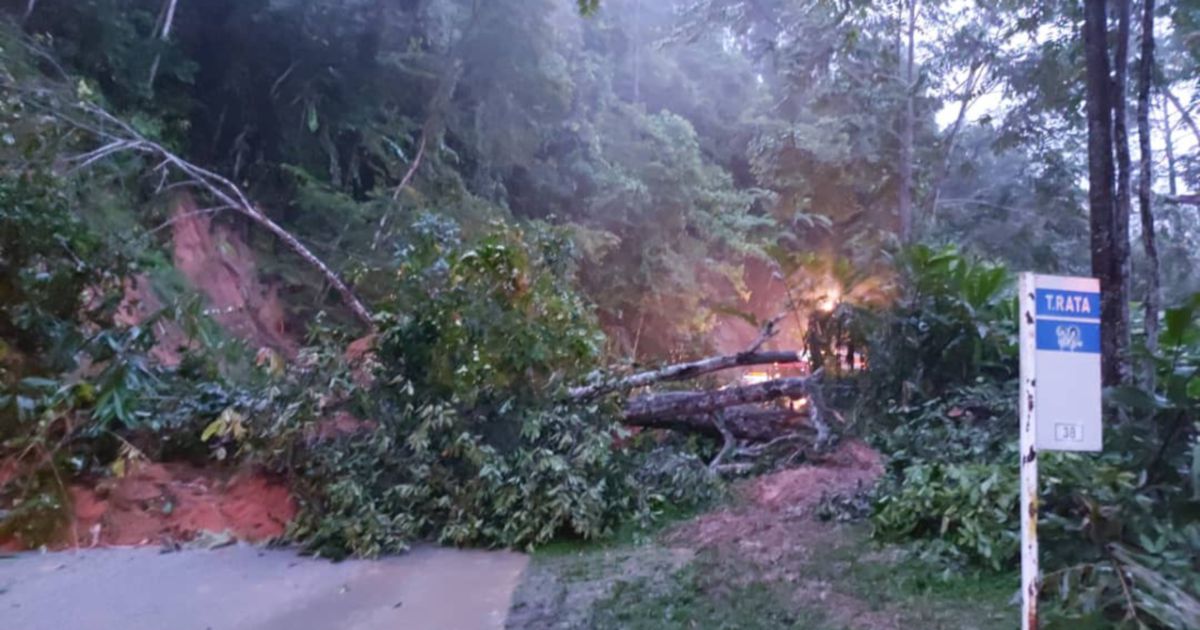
742,371,770,385
816,290,840,313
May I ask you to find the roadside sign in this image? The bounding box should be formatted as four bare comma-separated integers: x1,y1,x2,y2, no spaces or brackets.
1017,272,1104,630
1030,275,1103,452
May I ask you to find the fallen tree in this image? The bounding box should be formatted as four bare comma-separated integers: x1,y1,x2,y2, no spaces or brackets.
623,372,818,423
570,313,794,399
628,406,812,442
570,350,801,399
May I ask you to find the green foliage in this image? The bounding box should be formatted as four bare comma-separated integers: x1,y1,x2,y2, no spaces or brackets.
861,245,1016,407
0,173,113,373
874,460,1019,572
281,216,717,557
862,251,1200,628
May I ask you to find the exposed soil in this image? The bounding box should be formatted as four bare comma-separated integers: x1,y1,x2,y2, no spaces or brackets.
508,440,897,629
170,195,298,357
664,439,897,629
30,462,295,550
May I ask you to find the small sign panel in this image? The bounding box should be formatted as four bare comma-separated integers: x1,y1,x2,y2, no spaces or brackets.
1025,274,1103,452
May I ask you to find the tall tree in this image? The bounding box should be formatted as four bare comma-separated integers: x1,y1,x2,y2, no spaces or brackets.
1083,0,1130,386
897,0,917,242
1160,93,1178,196
1112,0,1133,385
1137,0,1160,382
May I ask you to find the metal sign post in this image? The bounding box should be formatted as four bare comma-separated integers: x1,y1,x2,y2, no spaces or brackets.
1018,273,1103,630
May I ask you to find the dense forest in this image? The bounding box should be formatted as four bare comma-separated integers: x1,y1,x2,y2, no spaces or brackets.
0,0,1198,627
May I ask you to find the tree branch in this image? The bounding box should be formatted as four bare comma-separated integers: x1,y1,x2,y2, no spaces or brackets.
570,350,801,400
628,406,813,442
60,102,375,330
623,370,821,423
1163,86,1200,147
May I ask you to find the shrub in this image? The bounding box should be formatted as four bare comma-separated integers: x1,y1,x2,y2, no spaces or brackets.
280,216,718,557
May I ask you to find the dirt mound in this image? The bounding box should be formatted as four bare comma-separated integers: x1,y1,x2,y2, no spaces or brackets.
52,462,295,549
664,439,895,629
665,439,882,566
671,439,881,549
748,439,881,511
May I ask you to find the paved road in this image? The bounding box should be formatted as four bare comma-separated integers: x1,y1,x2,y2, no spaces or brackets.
0,544,528,630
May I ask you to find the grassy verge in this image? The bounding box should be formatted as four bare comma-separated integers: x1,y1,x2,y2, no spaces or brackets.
510,522,1017,629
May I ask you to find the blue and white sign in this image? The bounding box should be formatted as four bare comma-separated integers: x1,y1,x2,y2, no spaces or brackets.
1021,274,1103,452
1017,273,1104,630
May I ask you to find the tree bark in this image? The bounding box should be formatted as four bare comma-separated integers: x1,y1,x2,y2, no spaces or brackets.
627,406,812,442
1112,0,1133,386
147,0,181,89
570,350,802,400
1083,0,1127,387
897,0,917,242
1160,93,1178,196
1136,0,1160,385
623,374,816,423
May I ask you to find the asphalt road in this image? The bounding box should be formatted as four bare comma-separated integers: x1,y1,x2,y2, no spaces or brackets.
0,544,528,630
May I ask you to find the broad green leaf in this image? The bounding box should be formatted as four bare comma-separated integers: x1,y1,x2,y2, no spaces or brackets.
1104,385,1162,412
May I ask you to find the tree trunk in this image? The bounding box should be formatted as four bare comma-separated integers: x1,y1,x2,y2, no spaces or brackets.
1112,0,1133,386
897,0,917,242
147,0,181,89
570,350,802,400
1083,0,1127,387
1160,93,1178,196
627,406,812,442
929,62,984,217
1163,88,1200,146
1136,0,1160,385
623,375,816,423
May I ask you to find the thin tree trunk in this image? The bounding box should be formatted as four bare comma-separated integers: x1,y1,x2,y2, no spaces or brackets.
1163,87,1200,147
147,0,181,89
1160,93,1178,195
1083,0,1125,387
897,0,917,241
929,62,984,217
632,0,641,104
22,0,37,24
1136,0,1160,385
69,104,376,330
1112,0,1133,386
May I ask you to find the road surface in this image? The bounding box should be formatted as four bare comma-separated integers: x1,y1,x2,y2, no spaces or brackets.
0,544,528,630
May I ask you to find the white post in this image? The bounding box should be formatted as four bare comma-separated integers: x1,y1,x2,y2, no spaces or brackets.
1018,272,1039,630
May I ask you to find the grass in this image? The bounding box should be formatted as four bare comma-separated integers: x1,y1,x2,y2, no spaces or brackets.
587,550,829,629
525,522,1018,630
802,525,1016,629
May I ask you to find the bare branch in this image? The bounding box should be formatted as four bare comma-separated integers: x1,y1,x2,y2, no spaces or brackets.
624,369,822,423
392,132,427,201
570,349,802,400
628,406,812,442
55,102,375,330
707,411,737,471
1163,87,1200,147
